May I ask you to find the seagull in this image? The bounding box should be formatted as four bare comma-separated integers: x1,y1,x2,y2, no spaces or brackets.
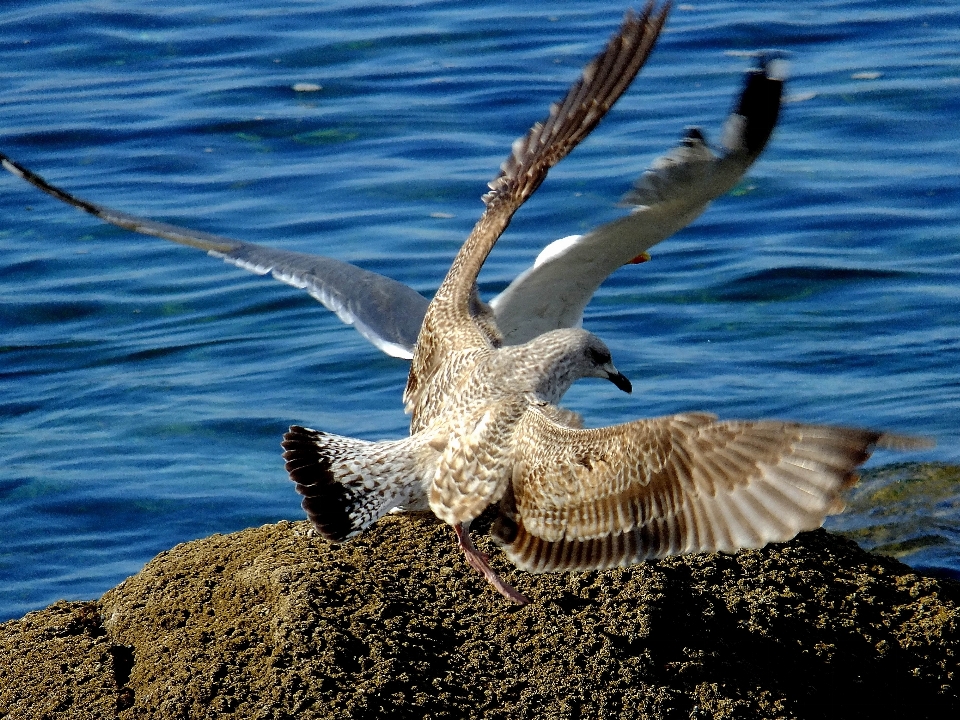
280,4,930,605
0,46,784,360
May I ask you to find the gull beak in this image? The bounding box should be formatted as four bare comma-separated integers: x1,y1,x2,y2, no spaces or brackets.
627,251,651,265
602,362,633,394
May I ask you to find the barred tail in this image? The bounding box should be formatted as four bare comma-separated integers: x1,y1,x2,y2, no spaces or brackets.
281,425,425,541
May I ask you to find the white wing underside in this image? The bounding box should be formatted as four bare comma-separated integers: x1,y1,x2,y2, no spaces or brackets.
491,135,755,343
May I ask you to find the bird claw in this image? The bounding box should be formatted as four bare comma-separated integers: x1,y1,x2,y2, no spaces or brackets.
454,523,530,606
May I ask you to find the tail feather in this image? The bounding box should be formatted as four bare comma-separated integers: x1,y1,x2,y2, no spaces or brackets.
282,425,425,541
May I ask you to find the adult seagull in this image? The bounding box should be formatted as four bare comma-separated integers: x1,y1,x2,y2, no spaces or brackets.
0,58,783,359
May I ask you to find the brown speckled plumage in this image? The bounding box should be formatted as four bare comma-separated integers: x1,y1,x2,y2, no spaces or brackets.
403,3,670,424
283,2,929,605
492,412,925,574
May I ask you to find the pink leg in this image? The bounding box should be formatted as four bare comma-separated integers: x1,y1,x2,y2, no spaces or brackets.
454,523,530,606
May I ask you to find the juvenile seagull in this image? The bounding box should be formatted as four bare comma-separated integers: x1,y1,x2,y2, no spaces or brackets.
0,53,784,358
282,3,928,605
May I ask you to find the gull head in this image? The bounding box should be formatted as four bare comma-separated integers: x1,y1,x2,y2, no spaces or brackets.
520,328,632,402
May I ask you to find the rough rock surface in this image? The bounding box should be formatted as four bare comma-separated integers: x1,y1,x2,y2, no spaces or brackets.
2,514,958,719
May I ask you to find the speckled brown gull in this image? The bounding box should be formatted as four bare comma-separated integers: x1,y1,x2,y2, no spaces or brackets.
281,3,929,606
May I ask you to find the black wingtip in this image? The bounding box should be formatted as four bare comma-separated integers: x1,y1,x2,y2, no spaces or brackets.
731,57,785,156
281,425,355,542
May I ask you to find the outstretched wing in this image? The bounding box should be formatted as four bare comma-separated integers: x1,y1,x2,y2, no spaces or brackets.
3,30,785,362
406,2,672,412
494,408,928,573
0,152,428,358
490,58,784,344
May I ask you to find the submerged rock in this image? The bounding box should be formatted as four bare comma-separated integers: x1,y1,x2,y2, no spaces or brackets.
1,514,958,718
832,462,960,570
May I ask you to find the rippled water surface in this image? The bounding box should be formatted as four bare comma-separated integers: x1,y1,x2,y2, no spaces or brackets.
1,0,959,620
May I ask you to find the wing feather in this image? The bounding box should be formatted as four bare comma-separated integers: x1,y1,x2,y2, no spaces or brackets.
494,407,911,572
0,152,427,359
407,3,671,413
490,58,784,344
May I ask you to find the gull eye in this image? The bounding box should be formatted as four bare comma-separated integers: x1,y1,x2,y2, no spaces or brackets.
587,346,611,366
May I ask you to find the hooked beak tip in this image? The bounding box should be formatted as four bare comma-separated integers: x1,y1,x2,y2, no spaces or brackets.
609,371,633,394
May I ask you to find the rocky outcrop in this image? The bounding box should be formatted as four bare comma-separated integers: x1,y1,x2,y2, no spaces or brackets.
2,514,958,719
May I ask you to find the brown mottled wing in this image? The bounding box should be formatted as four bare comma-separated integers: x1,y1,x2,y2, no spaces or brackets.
405,2,671,412
494,408,922,573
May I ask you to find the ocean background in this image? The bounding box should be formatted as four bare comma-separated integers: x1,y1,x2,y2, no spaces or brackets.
1,0,958,621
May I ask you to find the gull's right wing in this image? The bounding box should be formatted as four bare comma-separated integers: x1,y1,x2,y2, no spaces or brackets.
490,58,785,344
494,408,930,573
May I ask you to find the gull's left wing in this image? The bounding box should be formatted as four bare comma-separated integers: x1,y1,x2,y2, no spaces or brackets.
407,2,672,415
0,152,428,358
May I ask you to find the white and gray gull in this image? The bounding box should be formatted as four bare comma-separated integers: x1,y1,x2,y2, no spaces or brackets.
1,21,785,359
279,3,929,605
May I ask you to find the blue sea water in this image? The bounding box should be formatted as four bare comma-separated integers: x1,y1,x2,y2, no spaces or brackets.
1,0,958,621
